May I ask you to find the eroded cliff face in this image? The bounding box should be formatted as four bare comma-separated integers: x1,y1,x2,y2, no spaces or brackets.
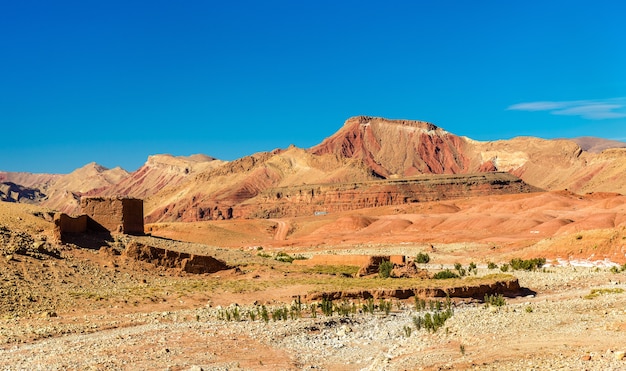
235,172,542,219
309,116,475,177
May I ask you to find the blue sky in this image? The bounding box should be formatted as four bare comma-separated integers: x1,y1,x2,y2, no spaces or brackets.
2,1,625,173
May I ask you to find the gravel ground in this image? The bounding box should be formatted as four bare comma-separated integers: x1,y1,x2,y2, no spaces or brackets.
2,267,626,370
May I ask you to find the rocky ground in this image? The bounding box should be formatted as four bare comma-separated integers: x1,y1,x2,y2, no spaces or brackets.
1,248,626,370
2,202,626,370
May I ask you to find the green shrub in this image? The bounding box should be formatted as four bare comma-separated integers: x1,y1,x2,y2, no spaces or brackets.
484,293,506,307
433,269,459,279
416,252,430,264
378,260,394,278
509,257,546,271
499,264,509,272
487,262,498,270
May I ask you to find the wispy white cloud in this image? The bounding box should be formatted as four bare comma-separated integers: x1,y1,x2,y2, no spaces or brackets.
507,98,626,120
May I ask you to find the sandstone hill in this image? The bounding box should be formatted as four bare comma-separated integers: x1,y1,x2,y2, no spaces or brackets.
83,154,226,199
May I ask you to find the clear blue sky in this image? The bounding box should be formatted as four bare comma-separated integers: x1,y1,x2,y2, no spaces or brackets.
2,1,625,173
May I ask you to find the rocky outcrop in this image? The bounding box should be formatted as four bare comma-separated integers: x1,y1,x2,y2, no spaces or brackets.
305,277,522,301
123,241,230,274
236,172,543,219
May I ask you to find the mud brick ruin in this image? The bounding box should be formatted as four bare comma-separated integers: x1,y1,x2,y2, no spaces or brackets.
55,197,144,237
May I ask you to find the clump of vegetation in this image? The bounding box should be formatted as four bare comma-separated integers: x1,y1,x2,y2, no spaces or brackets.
416,252,431,264
525,305,534,313
468,262,477,275
499,264,509,272
487,262,498,270
609,264,626,273
274,252,308,263
412,308,454,333
509,257,546,271
484,293,506,307
403,325,412,337
460,344,466,356
433,269,459,279
378,260,394,278
453,262,467,276
584,287,624,299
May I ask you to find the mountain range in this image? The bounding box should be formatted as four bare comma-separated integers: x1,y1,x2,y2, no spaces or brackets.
2,116,626,222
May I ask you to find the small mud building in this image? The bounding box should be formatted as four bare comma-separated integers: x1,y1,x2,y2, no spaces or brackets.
79,197,144,234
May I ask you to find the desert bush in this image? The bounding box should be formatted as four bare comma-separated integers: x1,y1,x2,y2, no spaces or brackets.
499,264,509,272
484,293,506,307
416,252,430,264
320,297,334,316
403,325,412,337
509,257,546,271
378,260,394,278
414,297,427,311
584,287,624,299
433,269,459,279
487,262,498,270
274,252,295,263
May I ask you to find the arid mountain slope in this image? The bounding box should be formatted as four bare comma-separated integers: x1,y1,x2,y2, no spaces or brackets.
40,163,130,214
470,137,626,193
144,146,377,222
86,154,226,199
310,116,477,177
0,171,61,190
571,136,626,153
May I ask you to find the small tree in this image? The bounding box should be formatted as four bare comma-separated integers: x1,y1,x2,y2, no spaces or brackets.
379,260,394,278
416,252,430,264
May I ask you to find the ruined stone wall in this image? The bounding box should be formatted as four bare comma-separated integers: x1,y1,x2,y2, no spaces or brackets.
54,213,89,234
80,197,144,234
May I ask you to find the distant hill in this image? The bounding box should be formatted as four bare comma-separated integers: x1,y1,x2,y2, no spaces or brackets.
570,136,626,153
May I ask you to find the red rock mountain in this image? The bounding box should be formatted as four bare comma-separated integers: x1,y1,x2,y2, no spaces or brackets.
310,116,476,177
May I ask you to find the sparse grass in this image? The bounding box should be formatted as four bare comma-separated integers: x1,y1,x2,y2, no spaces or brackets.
484,293,506,307
609,264,626,273
460,344,466,356
584,287,624,299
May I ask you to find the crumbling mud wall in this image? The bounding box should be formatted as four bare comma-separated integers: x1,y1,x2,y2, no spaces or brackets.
123,241,230,274
54,213,89,234
80,197,144,235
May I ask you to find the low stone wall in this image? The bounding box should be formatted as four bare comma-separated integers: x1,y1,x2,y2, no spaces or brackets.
123,241,230,274
54,213,89,234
